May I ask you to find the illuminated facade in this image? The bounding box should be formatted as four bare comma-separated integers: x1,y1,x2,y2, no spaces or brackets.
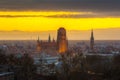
36,35,57,56
36,27,68,55
57,27,68,54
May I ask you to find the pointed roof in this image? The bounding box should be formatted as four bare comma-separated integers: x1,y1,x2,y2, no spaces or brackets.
37,36,40,42
38,36,40,41
48,34,51,42
53,37,55,42
91,29,94,39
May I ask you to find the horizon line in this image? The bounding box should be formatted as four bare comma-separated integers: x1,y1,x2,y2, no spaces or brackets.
0,27,120,32
0,39,120,41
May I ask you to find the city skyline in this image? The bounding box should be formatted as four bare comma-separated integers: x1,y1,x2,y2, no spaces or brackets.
0,1,120,80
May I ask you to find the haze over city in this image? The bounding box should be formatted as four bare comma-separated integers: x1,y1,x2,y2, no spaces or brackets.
0,28,120,40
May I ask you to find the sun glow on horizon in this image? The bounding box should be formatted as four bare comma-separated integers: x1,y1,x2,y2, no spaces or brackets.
0,11,120,31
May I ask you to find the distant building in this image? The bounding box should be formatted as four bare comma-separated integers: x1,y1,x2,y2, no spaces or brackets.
37,36,41,52
36,27,68,55
0,65,14,80
36,34,57,56
90,29,95,52
48,34,51,43
57,27,68,54
0,72,14,80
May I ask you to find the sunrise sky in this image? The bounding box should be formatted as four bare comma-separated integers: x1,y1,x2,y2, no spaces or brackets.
0,11,120,31
0,0,120,40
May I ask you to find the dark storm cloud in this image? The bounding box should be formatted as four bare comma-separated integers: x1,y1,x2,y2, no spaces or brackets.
0,0,120,17
0,0,120,12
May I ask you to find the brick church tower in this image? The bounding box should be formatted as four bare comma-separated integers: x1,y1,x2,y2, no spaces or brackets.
57,27,68,54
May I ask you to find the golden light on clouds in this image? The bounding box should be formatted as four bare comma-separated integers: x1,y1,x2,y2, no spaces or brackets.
0,11,93,16
0,11,120,31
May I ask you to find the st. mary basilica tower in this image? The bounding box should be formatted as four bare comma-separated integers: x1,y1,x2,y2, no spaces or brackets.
57,27,68,54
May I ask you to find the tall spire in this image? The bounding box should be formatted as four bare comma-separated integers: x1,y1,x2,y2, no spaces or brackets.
53,37,55,42
90,29,94,52
37,36,41,52
37,36,40,43
91,29,94,39
48,34,51,43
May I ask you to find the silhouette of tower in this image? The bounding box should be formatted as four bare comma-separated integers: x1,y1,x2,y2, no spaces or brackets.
37,36,41,52
48,34,51,43
53,38,55,43
90,29,94,52
57,27,68,54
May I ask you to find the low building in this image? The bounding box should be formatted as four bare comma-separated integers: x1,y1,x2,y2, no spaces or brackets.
0,72,14,80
